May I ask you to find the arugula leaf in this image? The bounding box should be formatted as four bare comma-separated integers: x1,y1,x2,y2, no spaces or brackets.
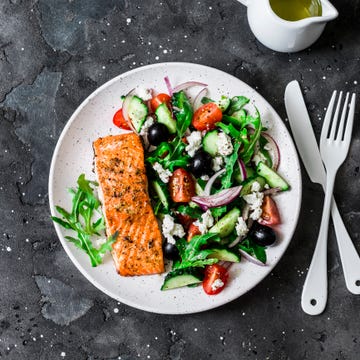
217,122,241,139
177,204,203,219
201,96,214,104
210,205,228,218
239,109,262,164
145,92,192,175
227,96,250,115
238,238,267,264
51,174,113,267
221,142,241,189
175,233,222,269
172,91,193,138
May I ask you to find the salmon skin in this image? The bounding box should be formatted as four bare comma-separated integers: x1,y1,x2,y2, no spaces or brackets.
93,133,164,276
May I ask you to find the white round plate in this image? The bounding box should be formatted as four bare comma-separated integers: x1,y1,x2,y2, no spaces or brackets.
49,62,301,314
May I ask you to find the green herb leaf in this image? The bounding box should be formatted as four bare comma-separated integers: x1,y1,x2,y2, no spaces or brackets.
172,91,193,138
221,142,241,189
238,238,267,264
51,174,114,267
227,96,250,115
175,233,222,269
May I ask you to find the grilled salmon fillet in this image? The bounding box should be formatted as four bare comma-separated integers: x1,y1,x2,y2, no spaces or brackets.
93,133,164,276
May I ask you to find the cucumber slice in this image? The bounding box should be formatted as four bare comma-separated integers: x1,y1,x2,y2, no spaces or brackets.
216,96,231,112
202,130,219,156
209,207,241,238
208,248,240,262
155,103,177,134
151,180,169,210
256,161,289,191
240,176,266,196
128,95,148,132
161,268,203,290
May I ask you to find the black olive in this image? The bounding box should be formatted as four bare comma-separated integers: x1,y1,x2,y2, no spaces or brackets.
248,221,276,246
189,150,213,177
147,123,170,146
163,242,179,261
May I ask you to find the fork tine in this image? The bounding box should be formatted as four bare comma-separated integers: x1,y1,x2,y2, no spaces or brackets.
343,93,356,144
329,91,343,140
321,90,337,143
336,92,350,140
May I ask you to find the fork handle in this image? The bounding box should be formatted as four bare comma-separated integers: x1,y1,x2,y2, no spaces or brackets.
331,197,360,294
301,175,335,315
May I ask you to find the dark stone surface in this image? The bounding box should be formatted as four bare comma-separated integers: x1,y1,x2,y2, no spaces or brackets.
0,0,359,359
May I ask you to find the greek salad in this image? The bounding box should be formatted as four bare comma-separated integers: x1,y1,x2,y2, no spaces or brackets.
113,78,290,295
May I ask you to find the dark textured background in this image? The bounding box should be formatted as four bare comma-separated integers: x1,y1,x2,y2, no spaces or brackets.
1,0,359,359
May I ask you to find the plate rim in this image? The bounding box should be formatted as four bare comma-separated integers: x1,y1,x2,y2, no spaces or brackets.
48,61,302,314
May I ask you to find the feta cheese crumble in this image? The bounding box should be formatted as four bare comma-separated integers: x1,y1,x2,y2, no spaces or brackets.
217,132,233,156
136,87,152,101
243,191,264,220
185,131,202,157
251,181,261,192
162,215,185,244
211,278,224,291
235,216,248,237
193,210,214,234
212,156,224,172
153,162,172,183
252,151,268,166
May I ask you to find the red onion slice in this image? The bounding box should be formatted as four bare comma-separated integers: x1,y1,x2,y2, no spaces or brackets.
192,185,242,210
239,249,267,266
172,81,208,94
203,169,226,196
164,76,173,96
193,87,208,111
121,88,138,133
228,235,243,248
237,159,247,182
262,187,281,196
262,132,280,171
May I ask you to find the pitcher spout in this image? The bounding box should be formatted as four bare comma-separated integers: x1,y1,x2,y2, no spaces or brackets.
315,0,338,23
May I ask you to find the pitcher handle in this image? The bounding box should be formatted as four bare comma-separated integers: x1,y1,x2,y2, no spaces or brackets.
237,0,249,6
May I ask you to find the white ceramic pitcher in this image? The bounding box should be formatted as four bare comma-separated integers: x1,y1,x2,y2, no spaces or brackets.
237,0,338,52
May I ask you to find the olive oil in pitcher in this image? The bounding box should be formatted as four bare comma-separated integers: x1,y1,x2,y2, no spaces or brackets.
269,0,322,21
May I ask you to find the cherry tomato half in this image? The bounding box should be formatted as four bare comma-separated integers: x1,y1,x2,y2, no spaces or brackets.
192,103,223,131
113,108,131,130
168,168,195,203
202,264,228,295
150,93,171,112
187,222,201,242
260,195,281,226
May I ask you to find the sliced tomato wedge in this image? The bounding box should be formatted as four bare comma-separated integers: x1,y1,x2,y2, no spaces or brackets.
187,222,201,242
113,108,131,130
168,168,196,203
192,102,222,131
260,195,281,226
150,93,171,112
202,264,228,295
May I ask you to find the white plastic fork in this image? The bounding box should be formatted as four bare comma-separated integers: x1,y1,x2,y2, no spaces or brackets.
301,91,356,315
